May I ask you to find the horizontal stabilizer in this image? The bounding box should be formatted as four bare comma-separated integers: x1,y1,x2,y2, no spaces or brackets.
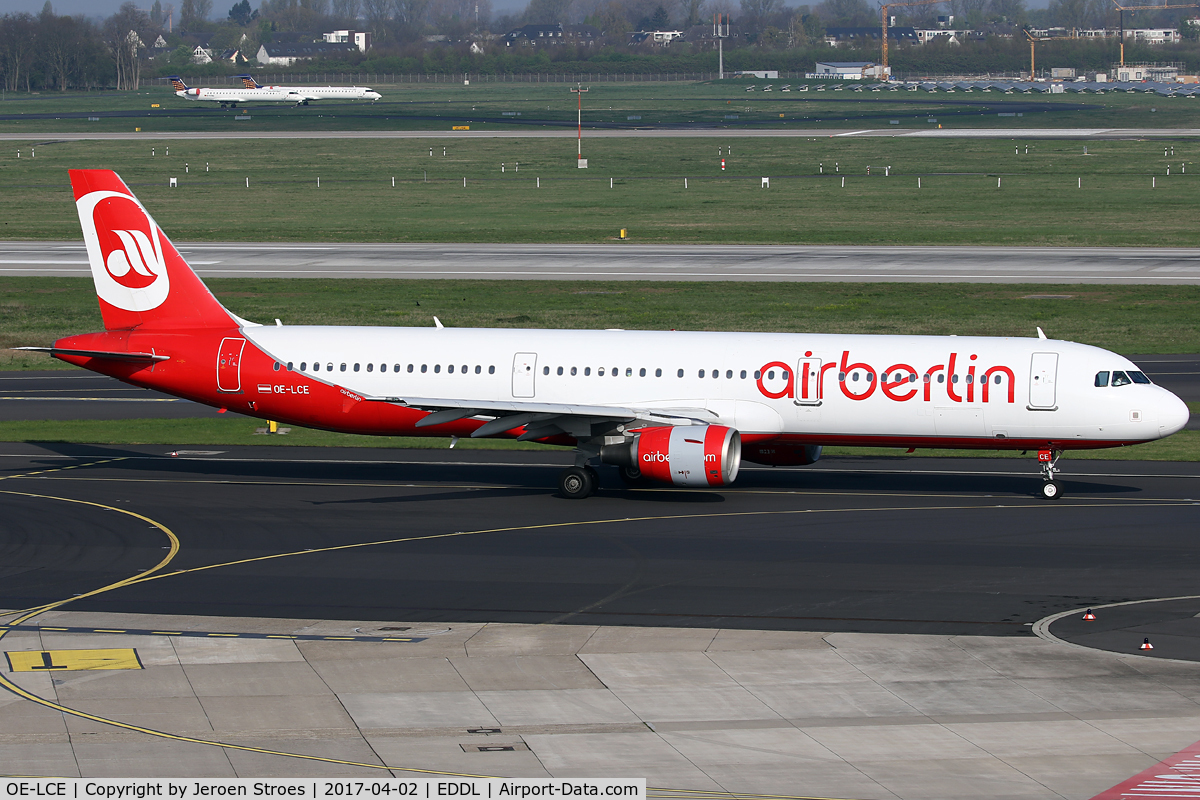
12,346,169,363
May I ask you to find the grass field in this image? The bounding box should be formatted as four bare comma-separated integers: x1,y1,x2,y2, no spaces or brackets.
3,137,1200,246
0,80,1195,133
4,279,1199,369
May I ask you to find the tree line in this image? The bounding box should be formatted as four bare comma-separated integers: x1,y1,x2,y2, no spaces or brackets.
2,0,1199,92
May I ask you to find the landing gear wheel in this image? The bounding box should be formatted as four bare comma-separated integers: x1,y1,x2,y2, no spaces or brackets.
618,465,648,488
584,465,599,492
1041,480,1062,500
559,466,595,499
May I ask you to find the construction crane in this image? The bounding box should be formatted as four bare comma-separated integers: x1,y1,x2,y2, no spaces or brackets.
881,0,945,79
1023,28,1085,79
1110,0,1199,65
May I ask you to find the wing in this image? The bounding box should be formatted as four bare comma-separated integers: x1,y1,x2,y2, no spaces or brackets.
365,395,717,440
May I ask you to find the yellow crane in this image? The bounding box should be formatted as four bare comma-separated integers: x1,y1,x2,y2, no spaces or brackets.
1023,28,1084,78
1110,0,1199,65
881,0,946,79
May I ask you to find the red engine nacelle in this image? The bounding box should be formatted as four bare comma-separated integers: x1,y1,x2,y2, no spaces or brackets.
603,425,742,487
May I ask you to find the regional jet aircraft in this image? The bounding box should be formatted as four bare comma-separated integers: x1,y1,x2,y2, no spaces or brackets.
237,75,381,104
17,170,1190,500
168,76,294,108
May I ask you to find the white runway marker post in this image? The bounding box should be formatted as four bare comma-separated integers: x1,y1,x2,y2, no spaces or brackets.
245,177,249,188
841,176,845,188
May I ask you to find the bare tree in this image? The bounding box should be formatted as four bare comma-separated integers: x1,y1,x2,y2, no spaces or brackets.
524,0,573,23
332,0,361,18
39,14,89,90
104,2,150,90
0,13,37,92
739,0,780,21
179,0,213,29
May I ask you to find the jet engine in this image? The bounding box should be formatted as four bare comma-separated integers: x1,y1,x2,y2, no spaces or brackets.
600,425,741,487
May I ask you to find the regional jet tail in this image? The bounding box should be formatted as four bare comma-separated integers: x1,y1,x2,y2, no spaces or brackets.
14,170,1191,502
237,75,381,104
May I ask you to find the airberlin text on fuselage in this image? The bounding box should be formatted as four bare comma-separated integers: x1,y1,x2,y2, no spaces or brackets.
757,350,1017,404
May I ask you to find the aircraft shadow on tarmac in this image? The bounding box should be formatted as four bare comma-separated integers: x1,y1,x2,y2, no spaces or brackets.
9,442,1145,500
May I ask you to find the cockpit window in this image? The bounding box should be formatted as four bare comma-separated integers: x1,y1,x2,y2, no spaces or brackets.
1129,370,1151,384
1111,371,1132,387
1094,371,1110,387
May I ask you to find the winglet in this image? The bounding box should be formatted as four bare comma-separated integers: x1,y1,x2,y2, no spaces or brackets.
1037,327,1047,340
434,316,444,329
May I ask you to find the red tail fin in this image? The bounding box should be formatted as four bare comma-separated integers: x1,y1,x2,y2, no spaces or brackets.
70,169,237,331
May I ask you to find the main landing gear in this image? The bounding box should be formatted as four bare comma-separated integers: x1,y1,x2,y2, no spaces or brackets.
558,465,599,499
1038,448,1063,500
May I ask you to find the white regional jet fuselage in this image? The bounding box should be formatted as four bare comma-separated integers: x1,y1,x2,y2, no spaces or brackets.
28,170,1192,501
175,86,296,105
267,85,382,103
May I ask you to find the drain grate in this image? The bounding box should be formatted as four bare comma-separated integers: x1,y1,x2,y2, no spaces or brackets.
461,743,528,753
466,727,501,734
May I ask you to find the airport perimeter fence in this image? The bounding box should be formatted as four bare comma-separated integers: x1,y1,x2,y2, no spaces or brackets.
174,71,818,86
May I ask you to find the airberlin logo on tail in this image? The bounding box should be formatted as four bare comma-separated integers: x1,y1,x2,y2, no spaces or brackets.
77,190,171,312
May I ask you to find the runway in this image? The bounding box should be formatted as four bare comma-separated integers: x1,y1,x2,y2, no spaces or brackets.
5,127,1200,141
2,445,1198,637
6,241,1200,283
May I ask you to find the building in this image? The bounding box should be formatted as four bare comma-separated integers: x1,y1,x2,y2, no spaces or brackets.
255,41,360,66
1127,28,1181,44
504,24,599,47
1114,63,1179,81
825,26,917,46
732,70,778,78
629,30,685,45
810,61,890,79
323,30,372,52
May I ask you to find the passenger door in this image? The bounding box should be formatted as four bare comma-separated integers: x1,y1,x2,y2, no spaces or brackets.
217,337,246,393
794,356,823,405
512,353,537,398
1029,352,1059,409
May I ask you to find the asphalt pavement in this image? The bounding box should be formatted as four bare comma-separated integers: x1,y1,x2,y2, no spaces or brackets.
1,445,1197,638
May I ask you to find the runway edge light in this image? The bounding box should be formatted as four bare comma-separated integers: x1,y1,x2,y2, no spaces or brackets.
1083,609,1096,620
1141,638,1154,650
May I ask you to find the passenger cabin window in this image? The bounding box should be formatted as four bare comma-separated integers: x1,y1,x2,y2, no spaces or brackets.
354,363,360,372
326,363,333,372
394,364,401,373
677,369,684,378
699,369,706,378
740,370,747,379
543,366,550,375
313,362,319,371
273,362,280,371
489,366,496,374
407,364,413,373
421,364,427,373
1095,371,1110,387
367,363,374,372
449,365,455,373
434,365,441,373
477,366,483,374
639,368,646,377
557,366,563,375
300,362,307,371
584,367,591,376
340,363,347,372
625,368,632,377
655,368,662,377
286,362,293,371
461,365,467,374
1112,371,1132,386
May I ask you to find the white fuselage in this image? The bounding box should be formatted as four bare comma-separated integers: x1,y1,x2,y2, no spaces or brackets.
176,87,297,103
267,85,381,101
240,326,1190,447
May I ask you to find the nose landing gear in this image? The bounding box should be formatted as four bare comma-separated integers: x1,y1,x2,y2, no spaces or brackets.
1038,448,1063,499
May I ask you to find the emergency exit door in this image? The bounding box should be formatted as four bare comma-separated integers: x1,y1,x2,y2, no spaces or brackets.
794,356,823,405
217,337,246,393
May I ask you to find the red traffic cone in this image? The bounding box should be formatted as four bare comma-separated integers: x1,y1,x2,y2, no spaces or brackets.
169,451,179,457
1083,609,1096,621
1141,638,1154,651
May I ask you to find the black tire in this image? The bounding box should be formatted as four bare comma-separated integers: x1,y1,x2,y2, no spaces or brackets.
1041,480,1062,500
618,465,648,487
584,466,600,493
559,466,594,499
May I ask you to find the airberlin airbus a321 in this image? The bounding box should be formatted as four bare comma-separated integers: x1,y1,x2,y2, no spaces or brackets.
17,170,1190,499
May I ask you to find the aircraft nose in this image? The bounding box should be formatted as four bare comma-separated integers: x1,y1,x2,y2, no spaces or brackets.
1159,390,1191,436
